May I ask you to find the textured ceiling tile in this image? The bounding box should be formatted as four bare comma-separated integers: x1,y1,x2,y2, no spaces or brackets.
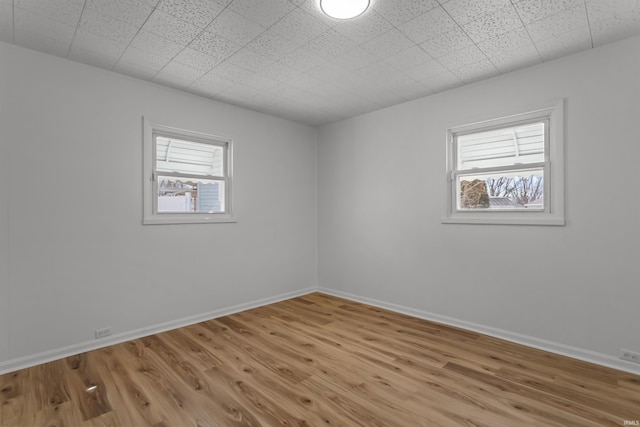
270,8,329,46
476,26,533,57
189,31,242,61
229,0,295,27
226,49,275,73
361,28,415,59
241,73,281,91
267,83,312,102
299,81,339,99
206,9,266,46
334,10,393,44
158,0,225,28
129,30,185,58
280,47,326,71
153,61,206,87
437,45,488,69
489,43,541,73
246,29,299,60
79,9,140,45
461,4,524,43
305,28,357,59
189,72,236,94
307,63,363,89
208,62,254,83
449,58,500,83
15,0,85,26
405,59,450,81
6,0,640,127
85,0,155,27
383,45,432,71
375,71,421,89
286,72,322,90
372,0,440,26
260,61,303,82
419,27,474,58
332,46,380,72
534,27,592,61
173,47,222,72
211,0,233,8
358,61,401,81
385,78,433,102
526,6,590,42
398,6,458,44
0,1,12,43
218,81,262,101
418,71,463,92
142,9,202,46
512,0,584,25
442,0,511,25
590,14,640,46
586,0,640,22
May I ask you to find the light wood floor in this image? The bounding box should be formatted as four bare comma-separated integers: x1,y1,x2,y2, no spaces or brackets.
1,293,639,426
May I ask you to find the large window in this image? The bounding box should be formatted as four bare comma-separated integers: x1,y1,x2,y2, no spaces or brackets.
143,118,234,224
444,100,565,225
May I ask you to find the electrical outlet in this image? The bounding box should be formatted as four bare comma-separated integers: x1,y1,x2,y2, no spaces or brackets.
95,327,111,339
619,348,640,364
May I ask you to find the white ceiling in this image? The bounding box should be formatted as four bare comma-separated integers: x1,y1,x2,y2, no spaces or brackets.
1,0,639,126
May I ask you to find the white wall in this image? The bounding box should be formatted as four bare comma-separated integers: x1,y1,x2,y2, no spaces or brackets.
318,36,640,369
0,42,317,368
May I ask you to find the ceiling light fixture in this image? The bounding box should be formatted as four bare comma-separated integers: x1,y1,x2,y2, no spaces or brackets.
320,0,370,19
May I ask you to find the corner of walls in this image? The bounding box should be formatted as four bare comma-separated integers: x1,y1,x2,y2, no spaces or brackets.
0,43,10,364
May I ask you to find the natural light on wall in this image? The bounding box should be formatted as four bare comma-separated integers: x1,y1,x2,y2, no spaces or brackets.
320,0,370,19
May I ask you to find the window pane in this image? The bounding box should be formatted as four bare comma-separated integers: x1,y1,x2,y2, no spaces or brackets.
157,176,225,213
155,135,224,177
457,169,544,211
457,122,544,170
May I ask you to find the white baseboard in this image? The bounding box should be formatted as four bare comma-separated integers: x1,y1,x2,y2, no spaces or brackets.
318,287,640,376
3,286,639,376
0,287,316,375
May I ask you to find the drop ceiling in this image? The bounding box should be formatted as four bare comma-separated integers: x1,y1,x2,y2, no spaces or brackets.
1,0,639,126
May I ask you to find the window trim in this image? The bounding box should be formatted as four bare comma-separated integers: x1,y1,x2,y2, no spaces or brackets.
443,99,565,226
143,117,235,225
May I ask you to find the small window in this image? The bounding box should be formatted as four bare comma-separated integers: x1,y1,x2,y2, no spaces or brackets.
143,118,234,224
444,100,564,225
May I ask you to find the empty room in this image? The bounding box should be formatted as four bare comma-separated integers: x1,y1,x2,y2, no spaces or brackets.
1,0,639,425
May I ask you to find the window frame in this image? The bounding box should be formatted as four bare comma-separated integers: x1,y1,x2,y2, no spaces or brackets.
443,100,565,226
143,117,235,225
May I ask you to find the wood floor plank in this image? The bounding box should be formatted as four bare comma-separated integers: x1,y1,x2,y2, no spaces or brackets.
1,292,639,426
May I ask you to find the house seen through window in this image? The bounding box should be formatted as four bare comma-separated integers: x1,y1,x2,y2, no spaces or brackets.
143,118,234,225
155,135,226,214
455,121,546,211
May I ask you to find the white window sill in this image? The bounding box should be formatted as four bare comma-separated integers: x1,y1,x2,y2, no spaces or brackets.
143,214,236,225
442,216,565,226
